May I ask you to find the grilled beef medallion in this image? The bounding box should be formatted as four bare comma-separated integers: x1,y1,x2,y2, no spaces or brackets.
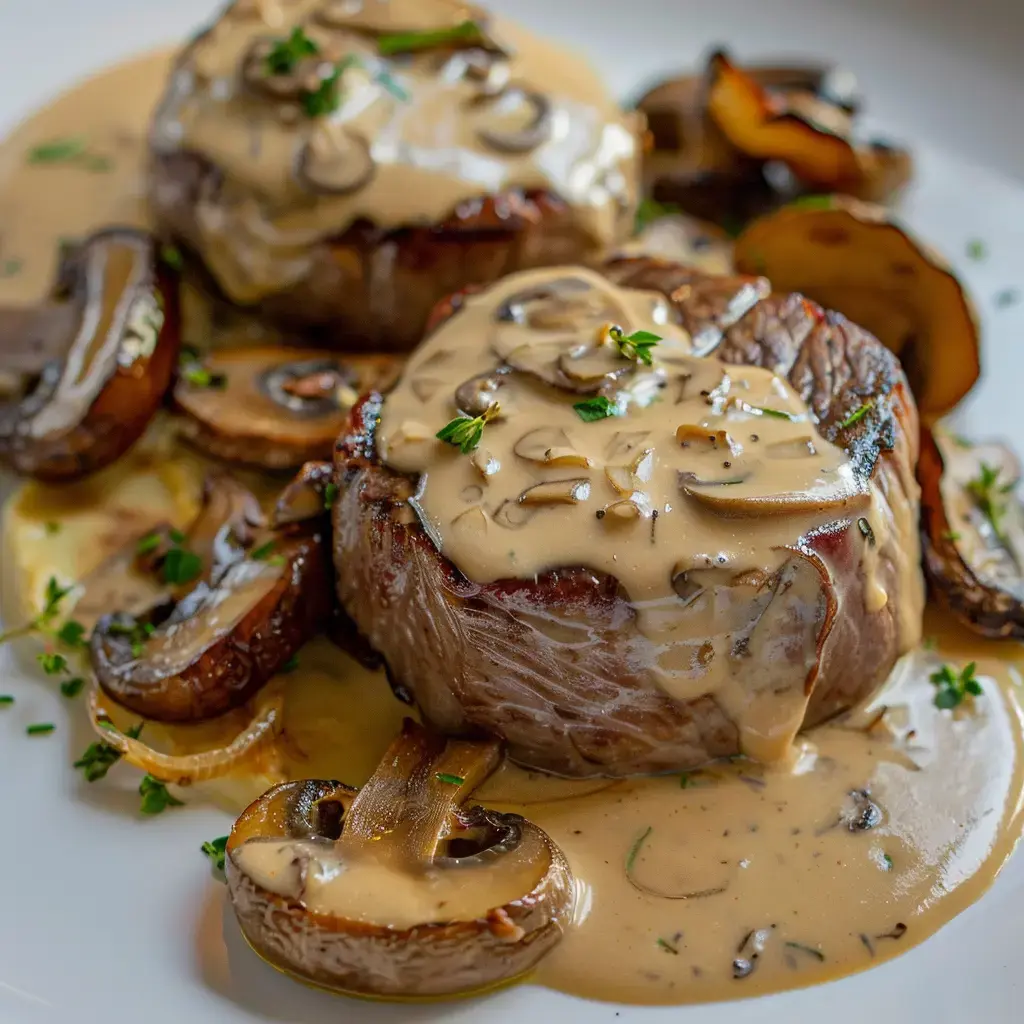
332,259,922,777
148,0,640,351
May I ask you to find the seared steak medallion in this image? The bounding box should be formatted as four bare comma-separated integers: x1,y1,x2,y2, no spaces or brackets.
148,0,640,351
333,259,922,777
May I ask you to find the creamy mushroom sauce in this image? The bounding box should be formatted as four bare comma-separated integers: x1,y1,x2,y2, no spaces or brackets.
377,265,892,761
0,38,1022,1012
149,0,638,304
4,429,1024,1007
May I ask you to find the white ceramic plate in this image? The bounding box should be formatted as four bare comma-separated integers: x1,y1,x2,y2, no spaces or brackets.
1,2,1023,1022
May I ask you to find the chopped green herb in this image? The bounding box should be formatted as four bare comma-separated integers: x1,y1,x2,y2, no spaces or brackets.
967,461,1015,543
40,576,74,627
883,853,894,871
56,620,88,649
942,530,962,542
136,531,162,556
27,137,111,171
610,326,661,366
377,20,482,56
300,59,355,118
267,555,286,567
251,540,277,561
0,695,14,706
966,239,987,261
930,661,982,710
139,774,184,815
840,401,874,429
74,722,143,782
436,402,501,454
163,547,203,586
656,937,680,955
573,396,619,422
634,197,680,233
281,654,300,674
750,406,797,421
324,482,339,510
169,528,186,545
201,836,229,871
788,194,834,212
160,244,184,271
952,434,974,449
265,26,319,76
44,521,61,536
625,825,653,875
922,636,937,651
26,723,55,736
36,652,69,676
180,362,226,390
60,677,85,699
435,772,465,785
679,772,694,789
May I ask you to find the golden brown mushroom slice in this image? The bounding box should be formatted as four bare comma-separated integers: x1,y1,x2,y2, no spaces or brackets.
226,721,575,999
920,427,1024,639
0,228,180,482
704,51,912,201
89,475,333,722
173,346,402,470
734,197,980,419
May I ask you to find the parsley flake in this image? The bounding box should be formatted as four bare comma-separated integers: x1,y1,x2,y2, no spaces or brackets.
27,137,110,171
436,402,500,453
966,239,987,261
435,772,465,785
60,677,85,699
0,695,14,706
201,836,229,872
139,774,184,815
265,26,319,76
573,396,619,422
36,652,69,676
26,723,56,736
56,620,88,649
930,661,982,710
377,21,483,56
163,546,203,586
323,482,339,510
609,325,661,366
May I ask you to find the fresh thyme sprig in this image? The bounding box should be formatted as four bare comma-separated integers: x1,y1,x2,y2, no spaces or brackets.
609,325,661,366
436,402,500,454
967,461,1015,543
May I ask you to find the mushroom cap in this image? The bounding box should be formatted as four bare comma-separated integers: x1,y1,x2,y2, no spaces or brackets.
0,228,181,482
225,723,575,998
173,347,402,470
733,196,980,419
90,475,333,722
920,427,1024,639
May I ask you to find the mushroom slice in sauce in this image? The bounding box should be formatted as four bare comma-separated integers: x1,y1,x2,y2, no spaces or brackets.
90,477,332,722
473,86,552,153
241,37,319,100
518,478,592,506
225,721,575,998
513,427,591,468
733,196,978,419
318,0,489,36
454,366,512,417
297,127,376,196
920,428,1024,639
0,228,180,482
173,346,401,470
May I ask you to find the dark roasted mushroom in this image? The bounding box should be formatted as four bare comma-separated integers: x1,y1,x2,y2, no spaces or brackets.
0,228,180,482
90,476,332,722
226,720,574,998
173,346,402,469
271,461,335,527
734,197,980,419
920,428,1024,639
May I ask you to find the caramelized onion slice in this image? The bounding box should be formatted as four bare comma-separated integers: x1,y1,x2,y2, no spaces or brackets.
920,428,1024,639
734,197,979,419
225,720,574,998
0,228,180,482
174,346,401,470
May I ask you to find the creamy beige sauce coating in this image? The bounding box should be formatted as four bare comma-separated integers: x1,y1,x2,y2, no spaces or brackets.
3,450,1024,1006
151,0,638,302
378,266,875,759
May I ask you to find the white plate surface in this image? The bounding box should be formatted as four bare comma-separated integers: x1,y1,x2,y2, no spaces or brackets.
1,2,1023,1023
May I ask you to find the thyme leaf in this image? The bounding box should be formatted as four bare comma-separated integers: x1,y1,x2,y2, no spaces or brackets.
930,661,982,710
265,26,319,76
139,774,184,815
436,402,500,453
573,396,619,422
967,461,1015,543
610,325,661,366
201,836,229,872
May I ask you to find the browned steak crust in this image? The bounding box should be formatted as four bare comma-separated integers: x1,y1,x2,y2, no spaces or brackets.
332,259,921,776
